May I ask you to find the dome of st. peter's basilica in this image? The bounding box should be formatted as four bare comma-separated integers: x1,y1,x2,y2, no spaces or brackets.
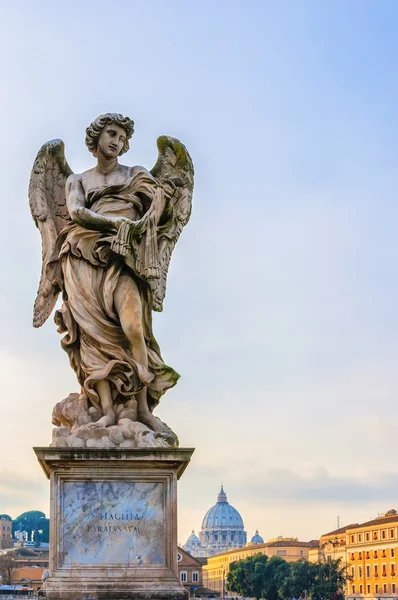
183,486,248,558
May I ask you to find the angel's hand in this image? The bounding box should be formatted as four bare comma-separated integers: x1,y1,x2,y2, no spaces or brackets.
112,216,147,237
112,216,135,231
130,216,147,237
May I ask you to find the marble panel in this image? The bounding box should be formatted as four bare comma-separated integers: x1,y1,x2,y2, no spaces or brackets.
61,480,165,566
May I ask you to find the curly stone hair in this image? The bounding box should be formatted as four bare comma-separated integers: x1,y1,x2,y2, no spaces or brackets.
85,113,135,157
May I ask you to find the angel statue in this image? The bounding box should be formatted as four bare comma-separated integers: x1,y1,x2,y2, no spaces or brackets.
29,113,194,449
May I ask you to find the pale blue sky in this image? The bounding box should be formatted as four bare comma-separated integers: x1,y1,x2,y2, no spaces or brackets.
1,0,398,544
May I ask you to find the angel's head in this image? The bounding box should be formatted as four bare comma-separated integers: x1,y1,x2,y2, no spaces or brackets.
85,113,135,158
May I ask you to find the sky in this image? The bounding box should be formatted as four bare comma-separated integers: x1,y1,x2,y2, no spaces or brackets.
0,0,398,546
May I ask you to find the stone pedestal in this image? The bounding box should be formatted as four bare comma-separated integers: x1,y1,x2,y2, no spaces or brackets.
34,447,194,600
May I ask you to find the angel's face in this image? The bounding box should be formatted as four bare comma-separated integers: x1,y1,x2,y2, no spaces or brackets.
97,124,127,159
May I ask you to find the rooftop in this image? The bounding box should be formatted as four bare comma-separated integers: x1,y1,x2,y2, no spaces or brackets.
321,524,360,537
346,512,398,531
206,538,316,559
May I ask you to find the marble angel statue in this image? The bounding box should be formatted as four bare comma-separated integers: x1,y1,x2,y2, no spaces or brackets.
29,113,194,448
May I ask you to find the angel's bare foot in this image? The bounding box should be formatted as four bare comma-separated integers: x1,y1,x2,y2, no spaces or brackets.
137,409,163,432
88,413,116,428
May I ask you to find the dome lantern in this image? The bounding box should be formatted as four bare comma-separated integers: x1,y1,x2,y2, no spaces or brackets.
217,485,227,503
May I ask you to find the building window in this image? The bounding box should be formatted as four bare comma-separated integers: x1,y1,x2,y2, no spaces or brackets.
359,566,363,579
375,584,379,594
393,549,396,558
366,551,370,559
384,584,388,593
374,532,378,541
351,535,355,543
351,553,355,560
366,566,370,578
192,571,199,583
352,585,356,594
383,564,387,577
375,565,379,577
391,529,395,539
367,585,371,594
392,564,396,577
360,585,363,594
382,530,387,540
359,552,363,560
352,567,355,578
374,550,378,559
358,533,362,542
180,572,187,583
366,532,370,541
392,583,396,594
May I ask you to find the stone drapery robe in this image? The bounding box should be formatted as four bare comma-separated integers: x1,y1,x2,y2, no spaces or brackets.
49,170,179,411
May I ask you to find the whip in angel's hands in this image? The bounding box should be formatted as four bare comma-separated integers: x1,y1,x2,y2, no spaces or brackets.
28,113,194,448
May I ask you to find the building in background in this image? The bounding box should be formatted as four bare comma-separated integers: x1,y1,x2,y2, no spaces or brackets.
345,509,398,600
0,546,49,594
0,517,12,549
202,537,319,596
177,546,219,598
12,567,45,594
14,521,29,543
309,523,358,564
183,486,248,558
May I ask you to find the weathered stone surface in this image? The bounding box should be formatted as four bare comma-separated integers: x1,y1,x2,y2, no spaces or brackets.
51,393,179,449
29,114,194,445
35,447,194,600
62,481,165,566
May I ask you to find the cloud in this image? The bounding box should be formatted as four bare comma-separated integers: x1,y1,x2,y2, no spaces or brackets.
0,471,48,518
183,462,398,507
246,468,398,505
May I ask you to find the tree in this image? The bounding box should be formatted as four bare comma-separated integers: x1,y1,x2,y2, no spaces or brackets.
262,556,291,600
34,531,42,548
282,557,348,600
312,557,347,600
0,553,17,585
227,553,269,600
227,554,291,600
14,510,46,527
0,515,12,522
36,517,49,544
228,555,348,600
13,510,49,544
281,559,317,599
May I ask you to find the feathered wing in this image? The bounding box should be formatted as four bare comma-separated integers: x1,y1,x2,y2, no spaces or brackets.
150,135,194,311
28,139,73,327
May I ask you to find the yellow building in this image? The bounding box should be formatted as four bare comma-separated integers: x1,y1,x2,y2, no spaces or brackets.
309,523,358,564
202,537,319,596
346,510,398,600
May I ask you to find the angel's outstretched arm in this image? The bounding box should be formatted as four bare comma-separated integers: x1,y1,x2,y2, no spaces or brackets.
66,175,128,231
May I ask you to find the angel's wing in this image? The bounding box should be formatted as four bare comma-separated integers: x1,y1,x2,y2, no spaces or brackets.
150,135,194,312
28,139,73,327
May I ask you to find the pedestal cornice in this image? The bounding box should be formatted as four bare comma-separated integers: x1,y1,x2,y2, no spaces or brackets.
34,447,195,479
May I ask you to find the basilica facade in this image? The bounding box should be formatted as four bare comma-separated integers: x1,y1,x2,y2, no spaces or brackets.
183,486,253,558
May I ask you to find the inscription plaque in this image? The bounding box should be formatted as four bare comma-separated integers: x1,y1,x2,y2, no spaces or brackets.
61,481,165,566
